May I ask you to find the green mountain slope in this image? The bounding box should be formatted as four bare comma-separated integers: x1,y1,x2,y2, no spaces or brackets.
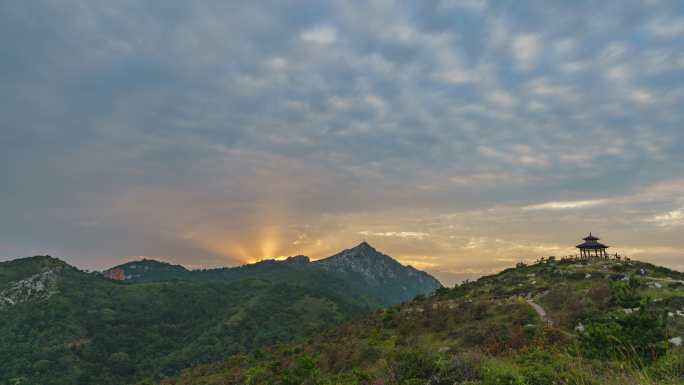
103,258,189,282
104,242,443,308
0,244,441,385
0,257,366,385
314,242,442,306
161,256,684,385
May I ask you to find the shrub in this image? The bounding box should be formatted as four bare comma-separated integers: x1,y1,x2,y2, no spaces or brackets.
30,360,51,373
471,301,492,321
108,352,133,376
281,355,321,385
648,352,684,382
580,308,667,363
461,324,487,347
587,283,612,310
545,284,575,311
610,276,642,308
565,272,586,280
386,347,438,384
481,360,526,385
434,351,483,383
244,366,271,385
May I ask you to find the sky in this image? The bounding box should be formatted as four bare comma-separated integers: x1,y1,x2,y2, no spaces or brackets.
2,0,684,286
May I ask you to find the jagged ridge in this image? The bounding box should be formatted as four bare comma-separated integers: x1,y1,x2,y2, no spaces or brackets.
102,242,442,307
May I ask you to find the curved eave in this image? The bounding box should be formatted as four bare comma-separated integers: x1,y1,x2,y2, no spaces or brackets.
576,244,609,249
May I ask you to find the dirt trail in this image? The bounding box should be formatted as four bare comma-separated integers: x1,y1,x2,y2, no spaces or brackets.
526,299,553,327
644,276,684,284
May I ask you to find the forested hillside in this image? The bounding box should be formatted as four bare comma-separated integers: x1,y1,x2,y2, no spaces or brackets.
104,242,442,308
162,256,684,385
0,256,364,385
0,243,441,385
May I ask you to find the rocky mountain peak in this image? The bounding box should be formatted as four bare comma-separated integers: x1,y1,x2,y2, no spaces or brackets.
284,255,310,265
337,241,385,260
353,241,375,252
0,256,66,309
314,243,442,300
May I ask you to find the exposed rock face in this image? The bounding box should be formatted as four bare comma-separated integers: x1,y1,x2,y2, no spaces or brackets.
284,255,310,265
314,242,442,304
0,268,60,309
317,242,398,283
103,259,189,282
104,268,127,281
316,242,439,285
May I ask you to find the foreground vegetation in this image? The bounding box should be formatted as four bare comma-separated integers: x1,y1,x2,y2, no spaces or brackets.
162,256,684,385
0,257,368,385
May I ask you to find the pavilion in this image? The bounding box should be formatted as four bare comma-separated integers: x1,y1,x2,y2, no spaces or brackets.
576,233,609,259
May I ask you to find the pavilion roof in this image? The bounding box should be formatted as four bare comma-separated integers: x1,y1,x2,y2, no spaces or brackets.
583,233,600,241
576,240,609,249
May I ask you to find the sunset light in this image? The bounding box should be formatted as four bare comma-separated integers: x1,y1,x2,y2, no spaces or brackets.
4,1,684,383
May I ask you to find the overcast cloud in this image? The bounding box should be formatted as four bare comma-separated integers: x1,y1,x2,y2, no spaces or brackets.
2,0,684,284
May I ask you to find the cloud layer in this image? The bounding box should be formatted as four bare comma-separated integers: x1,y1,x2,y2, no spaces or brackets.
2,0,684,284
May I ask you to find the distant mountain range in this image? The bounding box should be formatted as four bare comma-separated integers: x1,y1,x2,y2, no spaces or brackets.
104,241,442,307
0,242,441,385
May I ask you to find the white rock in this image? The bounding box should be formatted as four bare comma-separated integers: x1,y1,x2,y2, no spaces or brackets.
575,323,585,332
585,273,592,279
654,282,662,288
0,269,59,309
669,337,682,346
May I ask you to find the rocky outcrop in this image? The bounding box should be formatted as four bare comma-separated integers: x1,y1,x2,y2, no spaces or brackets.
284,255,310,265
103,259,188,282
316,242,440,286
314,242,442,304
0,268,60,309
104,268,127,281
